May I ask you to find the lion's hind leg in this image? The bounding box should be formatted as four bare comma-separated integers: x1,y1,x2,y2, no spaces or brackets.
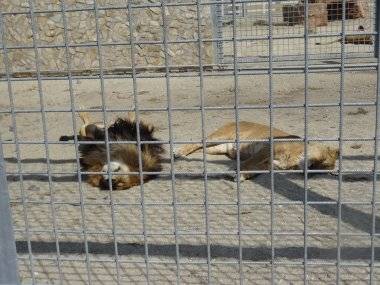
174,126,235,159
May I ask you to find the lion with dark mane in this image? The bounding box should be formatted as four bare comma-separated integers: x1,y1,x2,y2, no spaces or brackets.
60,113,164,190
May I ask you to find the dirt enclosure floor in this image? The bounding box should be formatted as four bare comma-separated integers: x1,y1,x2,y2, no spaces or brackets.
1,70,380,284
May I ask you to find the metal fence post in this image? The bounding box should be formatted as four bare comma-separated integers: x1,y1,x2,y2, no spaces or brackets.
211,0,224,65
0,140,20,285
376,0,380,58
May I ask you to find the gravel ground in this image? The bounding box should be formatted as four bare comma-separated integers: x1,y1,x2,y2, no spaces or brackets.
1,70,379,284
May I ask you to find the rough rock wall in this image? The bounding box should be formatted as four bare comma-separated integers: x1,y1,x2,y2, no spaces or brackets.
0,0,213,73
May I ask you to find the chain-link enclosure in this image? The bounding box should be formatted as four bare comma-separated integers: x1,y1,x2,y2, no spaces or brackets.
0,0,380,284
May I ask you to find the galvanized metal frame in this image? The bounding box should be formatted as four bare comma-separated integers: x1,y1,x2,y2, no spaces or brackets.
211,0,224,64
0,10,28,285
0,0,379,284
0,142,19,284
303,0,310,280
59,0,93,282
370,1,380,283
27,0,65,281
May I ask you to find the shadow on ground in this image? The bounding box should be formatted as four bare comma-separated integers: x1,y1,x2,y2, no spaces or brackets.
16,240,380,261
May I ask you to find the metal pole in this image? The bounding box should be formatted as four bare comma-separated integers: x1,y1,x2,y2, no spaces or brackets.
0,141,20,285
0,11,35,282
211,0,224,64
370,0,380,280
376,0,380,58
337,0,347,281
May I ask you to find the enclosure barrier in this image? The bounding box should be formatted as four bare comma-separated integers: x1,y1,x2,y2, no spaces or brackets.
0,0,380,283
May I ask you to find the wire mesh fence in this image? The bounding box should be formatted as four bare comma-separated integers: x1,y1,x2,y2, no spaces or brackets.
0,0,379,284
216,0,375,64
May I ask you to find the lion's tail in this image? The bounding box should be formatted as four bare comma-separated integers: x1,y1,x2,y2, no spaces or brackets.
79,112,91,125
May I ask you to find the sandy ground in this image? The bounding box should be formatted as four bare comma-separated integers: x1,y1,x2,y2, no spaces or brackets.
1,70,380,284
221,6,374,62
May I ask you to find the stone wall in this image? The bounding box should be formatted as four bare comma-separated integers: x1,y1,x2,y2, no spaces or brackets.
0,0,213,73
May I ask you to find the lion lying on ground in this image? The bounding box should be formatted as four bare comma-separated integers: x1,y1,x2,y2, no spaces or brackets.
60,112,164,190
174,121,339,181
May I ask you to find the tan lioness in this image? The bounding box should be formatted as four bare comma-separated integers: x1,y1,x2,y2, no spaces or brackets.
174,121,339,181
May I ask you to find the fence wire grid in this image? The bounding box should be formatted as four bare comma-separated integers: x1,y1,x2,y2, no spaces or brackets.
0,0,380,284
217,0,376,64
